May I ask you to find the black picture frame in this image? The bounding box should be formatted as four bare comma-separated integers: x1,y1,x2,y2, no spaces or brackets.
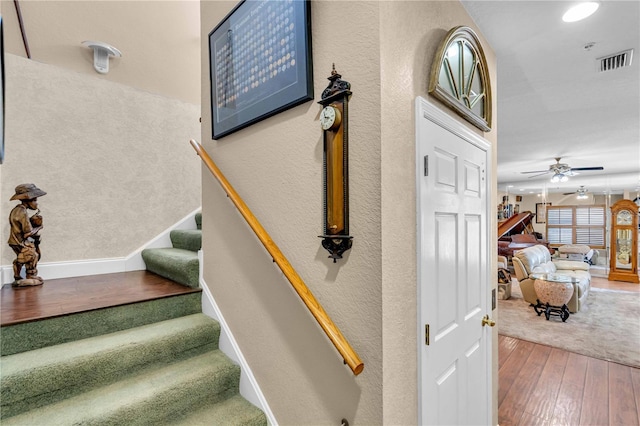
208,0,313,140
536,202,551,224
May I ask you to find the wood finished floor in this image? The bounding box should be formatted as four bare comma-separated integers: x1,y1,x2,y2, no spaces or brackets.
498,276,640,426
0,271,200,326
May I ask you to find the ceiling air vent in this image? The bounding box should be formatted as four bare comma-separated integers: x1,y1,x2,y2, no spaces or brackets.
598,49,634,72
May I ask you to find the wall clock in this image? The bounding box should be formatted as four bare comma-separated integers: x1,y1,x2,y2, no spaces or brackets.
429,26,492,132
318,65,352,262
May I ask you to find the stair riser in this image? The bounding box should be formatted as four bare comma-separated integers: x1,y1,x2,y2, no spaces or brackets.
170,229,202,252
1,319,219,418
1,292,202,356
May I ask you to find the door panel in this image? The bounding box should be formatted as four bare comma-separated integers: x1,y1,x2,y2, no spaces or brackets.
417,97,492,426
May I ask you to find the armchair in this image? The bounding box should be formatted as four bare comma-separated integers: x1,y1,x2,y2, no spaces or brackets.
512,245,591,313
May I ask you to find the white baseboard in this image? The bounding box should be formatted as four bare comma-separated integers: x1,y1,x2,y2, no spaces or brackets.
1,208,201,285
199,251,277,426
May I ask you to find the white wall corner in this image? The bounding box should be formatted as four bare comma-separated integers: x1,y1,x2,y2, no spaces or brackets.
199,268,277,426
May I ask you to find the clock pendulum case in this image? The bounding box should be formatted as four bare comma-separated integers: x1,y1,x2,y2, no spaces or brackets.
318,65,352,262
608,199,639,283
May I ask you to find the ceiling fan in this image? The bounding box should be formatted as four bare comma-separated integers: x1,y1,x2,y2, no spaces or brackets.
563,186,590,199
521,157,604,182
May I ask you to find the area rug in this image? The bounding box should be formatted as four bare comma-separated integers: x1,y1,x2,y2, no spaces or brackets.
498,281,640,368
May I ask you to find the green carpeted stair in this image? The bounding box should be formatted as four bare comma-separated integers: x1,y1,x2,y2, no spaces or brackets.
1,211,268,425
0,292,267,425
141,213,202,289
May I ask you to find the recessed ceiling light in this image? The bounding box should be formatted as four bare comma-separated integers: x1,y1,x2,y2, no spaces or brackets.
563,2,599,22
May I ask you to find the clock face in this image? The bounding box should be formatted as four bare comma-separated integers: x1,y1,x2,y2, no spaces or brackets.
617,209,633,225
320,105,340,131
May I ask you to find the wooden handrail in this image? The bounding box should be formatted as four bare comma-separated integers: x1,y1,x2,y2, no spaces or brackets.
190,139,364,376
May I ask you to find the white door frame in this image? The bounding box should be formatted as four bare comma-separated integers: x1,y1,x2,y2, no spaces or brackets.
415,96,493,424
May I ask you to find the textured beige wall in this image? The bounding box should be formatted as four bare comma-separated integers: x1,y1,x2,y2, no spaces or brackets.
200,1,382,424
379,2,498,424
1,55,201,266
200,0,496,424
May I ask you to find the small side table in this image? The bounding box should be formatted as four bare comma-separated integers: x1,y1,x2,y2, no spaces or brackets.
531,273,577,322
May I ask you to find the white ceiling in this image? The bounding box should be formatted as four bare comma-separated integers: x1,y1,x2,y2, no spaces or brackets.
462,0,640,196
3,1,639,197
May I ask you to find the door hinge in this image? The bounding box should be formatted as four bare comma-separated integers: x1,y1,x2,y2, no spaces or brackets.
425,324,430,345
424,155,429,176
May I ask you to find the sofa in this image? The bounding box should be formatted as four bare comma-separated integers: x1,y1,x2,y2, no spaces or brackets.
511,245,591,313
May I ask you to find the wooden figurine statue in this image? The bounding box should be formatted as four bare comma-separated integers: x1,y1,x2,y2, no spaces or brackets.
7,183,46,287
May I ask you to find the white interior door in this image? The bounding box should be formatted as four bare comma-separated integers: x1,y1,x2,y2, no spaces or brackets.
416,97,493,425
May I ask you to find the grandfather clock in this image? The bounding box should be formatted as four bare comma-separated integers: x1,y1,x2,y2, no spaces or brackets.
608,199,639,283
318,64,352,262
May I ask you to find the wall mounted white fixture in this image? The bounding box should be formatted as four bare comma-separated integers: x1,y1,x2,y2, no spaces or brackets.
81,41,122,74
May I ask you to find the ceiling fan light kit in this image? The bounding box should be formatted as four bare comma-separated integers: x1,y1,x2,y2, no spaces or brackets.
551,173,569,183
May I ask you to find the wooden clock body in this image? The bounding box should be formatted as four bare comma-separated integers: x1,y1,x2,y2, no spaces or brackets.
608,199,639,283
318,67,352,262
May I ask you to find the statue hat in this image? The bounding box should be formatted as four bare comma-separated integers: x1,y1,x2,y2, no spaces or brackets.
10,183,47,201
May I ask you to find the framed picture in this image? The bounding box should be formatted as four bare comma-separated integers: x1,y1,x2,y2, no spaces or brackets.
536,202,551,223
208,0,313,140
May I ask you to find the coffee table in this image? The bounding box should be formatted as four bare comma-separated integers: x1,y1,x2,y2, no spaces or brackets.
530,273,577,322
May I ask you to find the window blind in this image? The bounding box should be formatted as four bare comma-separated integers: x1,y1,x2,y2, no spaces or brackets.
546,205,606,248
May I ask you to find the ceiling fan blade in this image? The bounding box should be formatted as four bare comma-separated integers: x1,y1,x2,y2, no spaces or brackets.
563,192,577,195
521,170,550,174
570,166,604,171
526,171,551,178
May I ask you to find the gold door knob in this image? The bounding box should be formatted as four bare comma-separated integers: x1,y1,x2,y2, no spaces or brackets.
482,315,496,327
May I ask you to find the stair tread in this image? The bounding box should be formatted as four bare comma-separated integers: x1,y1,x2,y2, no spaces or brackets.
2,350,240,425
142,248,200,288
1,313,217,376
173,394,267,426
1,271,199,327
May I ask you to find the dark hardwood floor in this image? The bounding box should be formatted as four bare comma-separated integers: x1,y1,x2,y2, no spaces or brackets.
499,276,640,426
0,271,200,326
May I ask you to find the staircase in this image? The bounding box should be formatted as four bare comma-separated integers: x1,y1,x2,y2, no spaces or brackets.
0,212,268,425
141,212,202,289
